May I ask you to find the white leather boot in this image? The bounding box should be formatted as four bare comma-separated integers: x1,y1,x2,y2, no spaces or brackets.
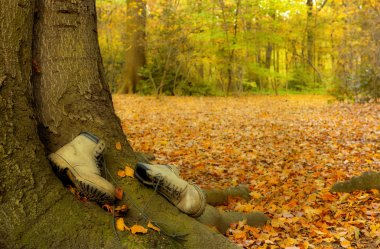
49,132,115,205
135,162,206,217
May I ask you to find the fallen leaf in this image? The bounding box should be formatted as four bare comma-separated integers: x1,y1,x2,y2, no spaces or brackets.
102,204,113,213
115,142,122,150
124,166,135,178
147,221,160,232
115,187,124,200
113,95,380,248
116,218,130,231
130,224,148,234
371,189,379,195
68,185,76,195
114,204,128,216
233,231,246,240
117,170,126,178
340,238,351,248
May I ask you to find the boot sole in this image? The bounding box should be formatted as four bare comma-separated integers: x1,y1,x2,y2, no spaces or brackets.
49,153,115,205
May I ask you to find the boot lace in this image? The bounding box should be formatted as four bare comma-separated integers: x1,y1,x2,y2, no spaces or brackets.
93,141,106,175
153,174,183,201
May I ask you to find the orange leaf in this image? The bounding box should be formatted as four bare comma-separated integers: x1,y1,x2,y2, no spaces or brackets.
124,166,135,178
68,185,77,195
115,142,122,151
233,231,246,240
117,170,126,178
130,224,148,234
320,192,337,201
116,218,130,231
115,187,124,200
147,221,160,232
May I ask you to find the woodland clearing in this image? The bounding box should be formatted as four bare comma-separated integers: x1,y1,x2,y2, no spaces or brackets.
113,95,380,249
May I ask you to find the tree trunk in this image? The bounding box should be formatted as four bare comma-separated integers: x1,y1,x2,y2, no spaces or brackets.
118,0,146,94
306,0,315,76
0,1,239,248
265,43,273,70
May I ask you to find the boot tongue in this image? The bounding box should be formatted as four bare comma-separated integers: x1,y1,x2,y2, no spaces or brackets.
79,132,105,157
79,132,106,174
93,140,105,158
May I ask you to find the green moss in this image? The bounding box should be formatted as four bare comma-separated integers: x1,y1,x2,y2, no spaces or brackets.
331,172,380,193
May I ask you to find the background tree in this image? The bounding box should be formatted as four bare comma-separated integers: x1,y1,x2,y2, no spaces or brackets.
0,0,240,248
97,0,127,92
332,0,379,101
97,0,378,99
118,0,147,94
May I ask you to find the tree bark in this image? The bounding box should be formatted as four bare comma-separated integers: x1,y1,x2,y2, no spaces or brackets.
306,0,315,75
0,0,239,248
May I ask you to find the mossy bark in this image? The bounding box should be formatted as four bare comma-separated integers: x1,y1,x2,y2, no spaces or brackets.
0,0,239,248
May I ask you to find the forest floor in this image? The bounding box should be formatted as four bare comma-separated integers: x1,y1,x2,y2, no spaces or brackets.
113,95,380,249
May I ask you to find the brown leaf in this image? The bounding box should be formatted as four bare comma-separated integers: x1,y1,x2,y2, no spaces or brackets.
102,204,113,213
114,204,128,216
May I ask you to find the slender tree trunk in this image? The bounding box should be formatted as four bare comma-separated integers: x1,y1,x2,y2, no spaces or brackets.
265,43,273,70
306,0,315,77
0,1,239,248
118,0,146,94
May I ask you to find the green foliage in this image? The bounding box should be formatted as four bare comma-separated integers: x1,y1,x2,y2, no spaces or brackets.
177,82,218,96
329,1,380,102
359,66,380,100
96,0,379,98
287,67,313,91
242,81,258,92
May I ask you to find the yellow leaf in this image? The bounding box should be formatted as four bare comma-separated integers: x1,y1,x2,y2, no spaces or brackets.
130,224,148,234
307,193,317,203
124,166,135,178
147,221,160,232
116,218,130,231
371,189,379,195
340,238,351,248
250,191,262,199
303,241,310,249
271,218,285,228
115,142,122,150
117,170,126,178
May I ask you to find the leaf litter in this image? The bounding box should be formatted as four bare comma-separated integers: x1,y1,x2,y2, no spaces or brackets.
113,95,380,248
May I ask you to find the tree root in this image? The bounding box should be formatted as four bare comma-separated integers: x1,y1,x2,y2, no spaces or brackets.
330,171,380,193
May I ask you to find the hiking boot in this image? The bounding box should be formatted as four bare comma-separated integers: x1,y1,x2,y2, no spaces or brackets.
48,132,115,205
135,162,206,217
